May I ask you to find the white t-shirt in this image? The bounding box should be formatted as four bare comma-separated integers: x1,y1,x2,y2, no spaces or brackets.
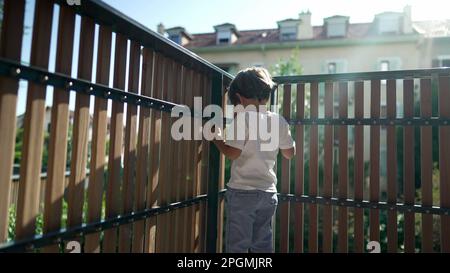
225,109,295,192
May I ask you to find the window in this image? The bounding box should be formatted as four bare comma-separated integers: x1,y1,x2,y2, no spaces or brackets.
280,26,297,40
217,30,232,45
218,38,229,44
379,59,392,85
169,35,181,45
328,62,337,74
443,59,450,67
380,60,390,71
327,22,347,37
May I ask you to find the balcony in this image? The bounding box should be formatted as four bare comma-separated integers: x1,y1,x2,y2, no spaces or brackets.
0,0,450,253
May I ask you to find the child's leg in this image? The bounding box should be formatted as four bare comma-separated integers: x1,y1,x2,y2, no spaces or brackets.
250,192,278,253
225,188,258,253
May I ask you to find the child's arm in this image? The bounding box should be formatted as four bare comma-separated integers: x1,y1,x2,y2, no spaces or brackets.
281,146,296,160
212,139,242,160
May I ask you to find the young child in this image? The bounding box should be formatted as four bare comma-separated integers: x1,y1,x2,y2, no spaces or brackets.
213,67,296,253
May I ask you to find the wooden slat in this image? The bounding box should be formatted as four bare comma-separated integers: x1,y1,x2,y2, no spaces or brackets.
309,82,318,253
43,5,76,253
280,84,292,253
155,57,172,253
186,71,201,252
168,62,183,252
67,16,95,248
217,81,226,253
194,75,209,253
85,25,112,253
0,0,26,243
294,83,305,253
15,0,54,241
369,79,381,243
386,79,398,253
103,33,128,253
164,60,176,252
132,48,154,253
182,68,194,252
175,66,191,253
337,81,348,253
438,76,450,252
144,53,164,253
323,82,333,253
403,79,415,253
420,78,433,252
118,40,140,253
354,81,365,253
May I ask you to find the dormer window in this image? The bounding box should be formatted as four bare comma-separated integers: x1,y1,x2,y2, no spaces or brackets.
324,16,349,38
165,27,193,46
375,12,402,34
277,19,301,41
217,31,231,44
214,23,239,45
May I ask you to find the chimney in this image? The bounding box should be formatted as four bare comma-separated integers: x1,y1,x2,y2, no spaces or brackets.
402,5,413,34
298,11,313,39
157,23,165,35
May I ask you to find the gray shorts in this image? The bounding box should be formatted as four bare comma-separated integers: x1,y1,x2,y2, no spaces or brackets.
225,187,278,253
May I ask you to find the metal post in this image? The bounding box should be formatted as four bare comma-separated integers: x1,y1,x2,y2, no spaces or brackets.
205,73,223,253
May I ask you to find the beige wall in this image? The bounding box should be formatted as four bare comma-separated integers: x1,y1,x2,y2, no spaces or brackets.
196,41,422,74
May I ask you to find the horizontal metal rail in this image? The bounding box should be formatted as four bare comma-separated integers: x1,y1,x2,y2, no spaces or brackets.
0,58,180,113
0,194,210,252
273,67,450,84
286,117,450,126
0,189,227,252
55,0,233,82
278,193,450,216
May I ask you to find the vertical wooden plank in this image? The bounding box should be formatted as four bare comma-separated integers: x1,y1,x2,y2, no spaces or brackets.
182,68,194,252
66,16,95,249
174,66,191,253
217,81,226,253
294,83,304,253
323,81,333,253
132,48,154,253
168,62,183,252
118,40,140,253
144,53,164,253
403,79,415,253
161,58,177,253
0,0,26,243
420,78,433,253
386,79,398,253
195,74,209,253
370,79,381,243
309,82,319,253
338,81,348,253
43,5,76,253
354,81,365,253
85,25,112,253
186,71,201,252
280,84,291,253
438,75,450,253
155,57,172,253
15,0,54,241
103,33,127,253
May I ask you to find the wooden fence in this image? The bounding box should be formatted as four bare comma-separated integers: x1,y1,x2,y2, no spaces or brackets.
0,0,231,253
273,71,450,253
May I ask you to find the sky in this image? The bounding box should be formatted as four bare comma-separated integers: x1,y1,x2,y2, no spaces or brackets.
104,0,450,34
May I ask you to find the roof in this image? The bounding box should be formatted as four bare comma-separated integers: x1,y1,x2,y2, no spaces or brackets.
185,20,450,49
186,22,403,48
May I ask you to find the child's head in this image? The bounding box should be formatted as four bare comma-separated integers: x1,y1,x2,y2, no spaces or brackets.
228,67,276,106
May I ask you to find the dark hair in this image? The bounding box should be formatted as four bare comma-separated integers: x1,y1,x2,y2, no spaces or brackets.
228,67,276,105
